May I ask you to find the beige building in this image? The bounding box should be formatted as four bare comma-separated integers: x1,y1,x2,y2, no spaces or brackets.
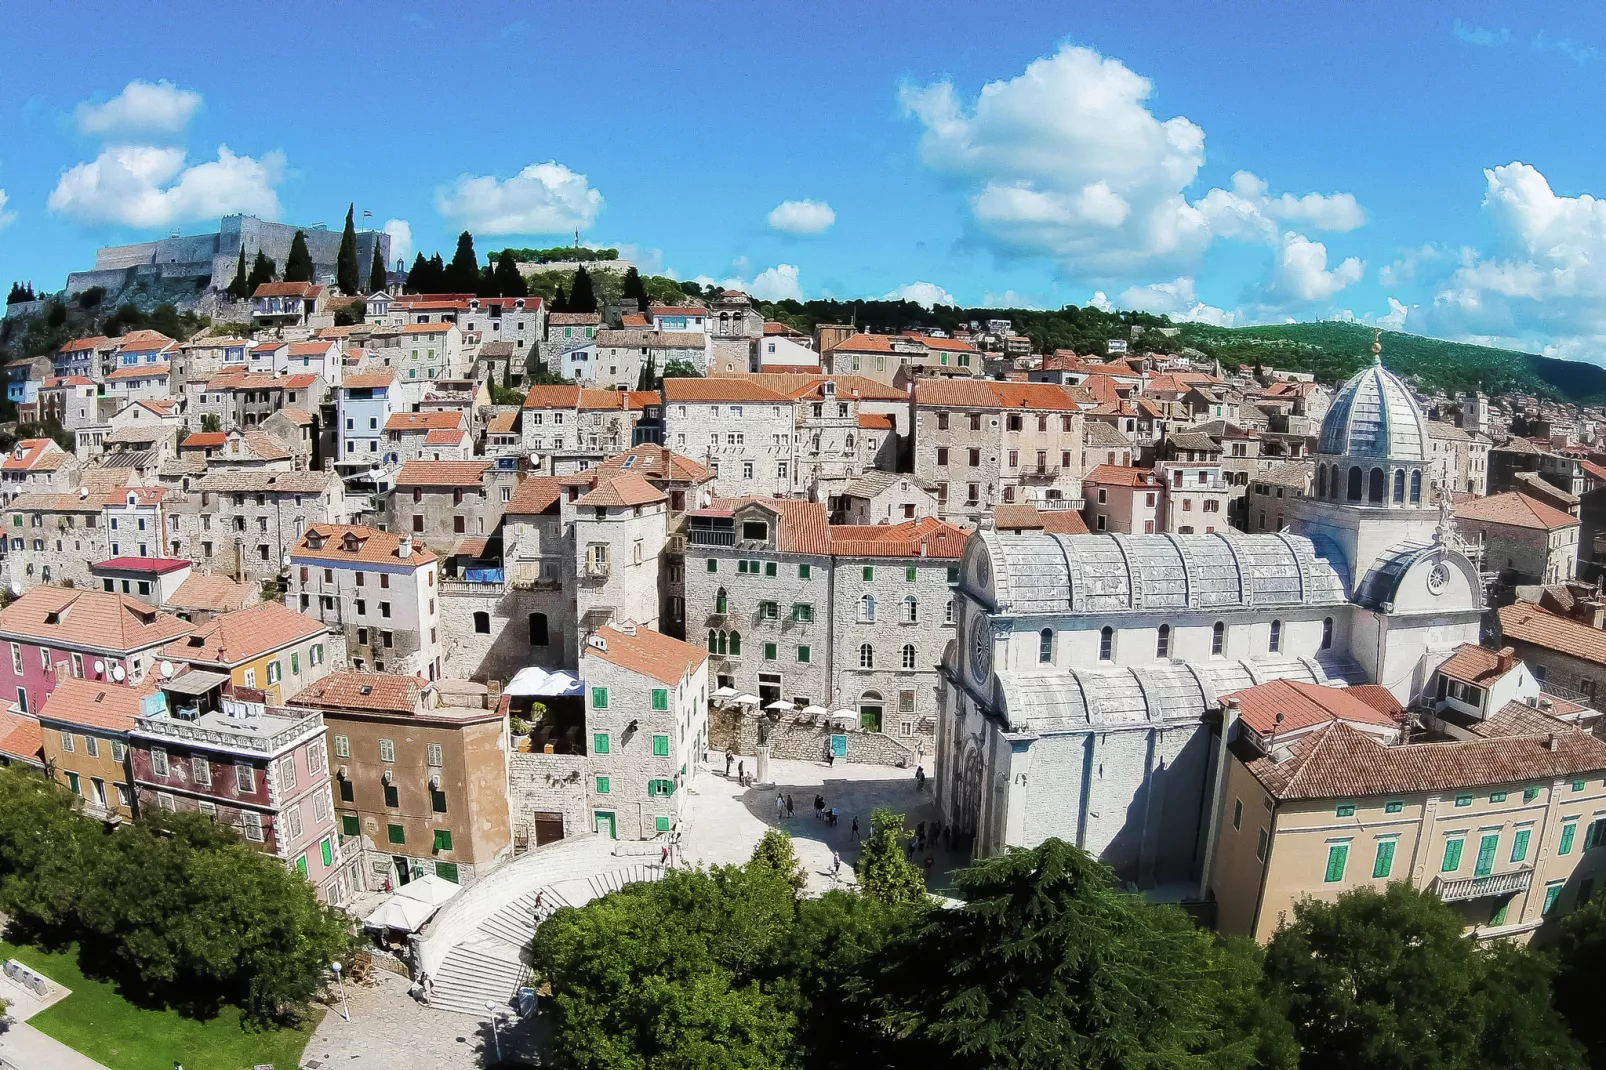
1455,491,1579,586
1081,464,1162,534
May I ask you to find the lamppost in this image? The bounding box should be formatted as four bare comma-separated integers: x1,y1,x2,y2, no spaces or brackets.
485,1001,510,1062
330,961,351,1022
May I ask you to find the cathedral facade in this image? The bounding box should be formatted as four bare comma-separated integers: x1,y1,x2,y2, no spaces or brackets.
934,346,1485,886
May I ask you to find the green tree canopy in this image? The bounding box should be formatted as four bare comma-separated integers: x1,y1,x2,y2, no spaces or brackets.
444,231,480,293
368,241,387,293
283,231,314,284
226,245,249,299
856,808,926,907
1553,892,1606,1069
494,250,529,297
335,204,360,295
749,829,806,897
0,767,105,931
569,264,598,313
245,250,275,293
622,266,647,312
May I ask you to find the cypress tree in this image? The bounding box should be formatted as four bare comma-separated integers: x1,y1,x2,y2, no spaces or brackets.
494,251,528,297
336,205,360,295
246,251,276,292
283,231,315,283
552,284,569,314
569,264,597,313
369,243,387,293
622,266,647,311
445,231,479,293
227,245,249,299
426,254,446,292
406,253,429,292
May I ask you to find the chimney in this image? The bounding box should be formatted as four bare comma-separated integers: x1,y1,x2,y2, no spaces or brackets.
1496,646,1517,674
1547,733,1559,752
398,534,412,559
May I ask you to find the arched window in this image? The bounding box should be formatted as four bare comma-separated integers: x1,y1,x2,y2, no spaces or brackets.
861,595,876,622
473,611,490,634
715,587,728,614
728,631,741,657
1410,469,1422,504
859,643,874,668
1156,624,1170,659
1098,626,1114,661
945,599,954,624
1039,628,1054,663
1317,465,1327,497
529,612,548,646
1347,466,1363,501
1392,469,1405,503
903,596,918,623
902,644,917,669
1212,621,1225,655
717,631,728,655
708,629,718,653
1269,619,1282,654
1321,617,1333,650
1368,467,1385,503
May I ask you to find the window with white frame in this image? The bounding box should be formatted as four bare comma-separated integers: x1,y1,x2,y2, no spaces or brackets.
192,756,211,787
235,762,254,792
242,811,264,842
149,745,166,774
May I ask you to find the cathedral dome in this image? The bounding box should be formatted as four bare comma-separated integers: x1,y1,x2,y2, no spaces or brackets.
1317,349,1429,463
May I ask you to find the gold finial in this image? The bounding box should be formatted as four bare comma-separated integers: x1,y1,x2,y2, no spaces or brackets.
1371,327,1383,365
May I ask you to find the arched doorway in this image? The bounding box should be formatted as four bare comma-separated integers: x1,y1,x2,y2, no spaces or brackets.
859,689,884,732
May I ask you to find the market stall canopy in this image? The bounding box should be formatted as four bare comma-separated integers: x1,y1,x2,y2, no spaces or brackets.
765,699,795,711
506,666,582,697
363,893,436,933
733,693,762,706
829,710,858,726
394,873,462,908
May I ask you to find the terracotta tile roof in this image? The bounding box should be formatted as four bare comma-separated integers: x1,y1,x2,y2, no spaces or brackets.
1581,459,1606,484
401,322,453,335
282,373,319,389
1083,422,1134,449
5,492,103,514
36,679,151,733
1,439,67,472
161,601,324,666
288,341,337,357
577,472,668,508
276,407,314,426
662,378,792,403
252,342,286,354
168,574,253,614
1084,464,1157,487
1245,721,1606,801
395,460,489,487
286,671,422,715
423,429,466,446
193,470,336,494
547,313,600,325
182,432,228,449
827,518,969,559
713,372,906,401
1455,491,1578,530
0,587,190,653
0,710,43,765
343,371,396,389
857,413,895,431
116,330,175,350
107,363,169,381
293,524,438,567
385,411,465,432
760,364,822,375
253,281,324,298
1500,603,1606,666
1344,685,1406,720
909,334,977,352
622,390,659,411
993,505,1090,534
486,411,520,435
41,376,94,389
595,445,713,484
505,476,564,515
522,385,582,409
585,625,708,685
914,379,1084,411
649,305,709,317
1468,701,1580,739
704,497,832,555
1437,643,1521,686
94,557,189,575
828,333,898,354
764,321,803,336
1228,679,1402,738
59,336,109,353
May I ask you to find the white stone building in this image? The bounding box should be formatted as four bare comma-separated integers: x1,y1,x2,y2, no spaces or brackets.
662,378,796,499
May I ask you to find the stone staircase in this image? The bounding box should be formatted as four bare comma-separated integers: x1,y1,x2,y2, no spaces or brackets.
421,840,664,1017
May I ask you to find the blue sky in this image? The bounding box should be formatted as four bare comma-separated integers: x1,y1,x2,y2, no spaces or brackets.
5,1,1606,360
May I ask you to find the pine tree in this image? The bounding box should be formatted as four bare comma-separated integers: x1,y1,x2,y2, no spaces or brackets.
227,245,249,299
622,266,647,312
477,265,499,298
427,253,446,292
369,243,388,293
494,251,528,297
283,231,315,283
445,231,479,293
246,251,276,293
569,264,598,313
336,205,360,295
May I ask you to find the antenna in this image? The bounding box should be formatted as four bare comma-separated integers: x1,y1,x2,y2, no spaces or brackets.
159,660,174,679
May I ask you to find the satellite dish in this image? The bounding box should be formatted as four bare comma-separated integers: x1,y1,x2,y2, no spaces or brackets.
77,487,89,500
92,660,104,675
110,664,126,682
281,554,291,567
159,660,174,679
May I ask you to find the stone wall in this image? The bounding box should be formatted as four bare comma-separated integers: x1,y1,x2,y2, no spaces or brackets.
438,582,570,683
708,706,919,767
508,751,589,844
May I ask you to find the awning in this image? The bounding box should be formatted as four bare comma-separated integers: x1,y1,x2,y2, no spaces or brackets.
363,893,436,933
505,666,583,697
394,873,462,907
163,669,231,696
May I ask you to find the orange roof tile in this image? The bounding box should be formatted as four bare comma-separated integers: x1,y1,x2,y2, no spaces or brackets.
1437,643,1521,687
107,363,170,381
595,445,713,484
856,413,895,431
424,429,466,445
914,379,1083,411
993,505,1090,534
343,371,396,389
827,518,969,558
1454,491,1578,531
395,460,489,487
577,472,668,508
1500,603,1606,667
0,587,190,653
385,412,465,432
181,432,227,449
1228,679,1401,738
1084,464,1158,487
292,525,438,567
662,378,791,403
1,439,67,472
37,679,150,733
253,281,324,298
522,385,582,409
585,625,708,685
702,497,832,555
487,411,520,435
168,574,253,614
161,601,326,666
116,330,175,350
505,476,564,515
0,710,43,765
286,671,422,715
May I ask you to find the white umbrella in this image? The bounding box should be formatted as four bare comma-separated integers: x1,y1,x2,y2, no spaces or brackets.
711,685,738,699
829,709,858,726
733,693,762,706
363,893,436,933
395,873,462,908
765,699,795,711
800,704,829,716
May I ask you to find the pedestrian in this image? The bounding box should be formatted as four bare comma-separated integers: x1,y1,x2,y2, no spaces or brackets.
814,794,824,820
829,808,838,827
916,820,925,841
660,844,670,866
915,764,926,792
777,793,785,820
725,750,733,777
916,832,925,852
851,815,859,840
738,759,745,785
831,851,842,879
786,794,794,819
941,825,951,849
923,854,934,878
534,889,544,913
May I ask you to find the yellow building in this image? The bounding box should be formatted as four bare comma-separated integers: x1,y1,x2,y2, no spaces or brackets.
37,678,148,820
1211,705,1606,944
160,601,340,705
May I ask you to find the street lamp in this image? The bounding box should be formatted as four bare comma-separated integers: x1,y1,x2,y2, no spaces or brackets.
330,961,351,1022
485,1000,509,1062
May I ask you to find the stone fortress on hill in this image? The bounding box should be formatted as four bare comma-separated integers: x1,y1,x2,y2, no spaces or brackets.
64,214,392,298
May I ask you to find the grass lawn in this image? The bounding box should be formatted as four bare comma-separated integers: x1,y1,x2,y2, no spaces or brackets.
0,939,321,1070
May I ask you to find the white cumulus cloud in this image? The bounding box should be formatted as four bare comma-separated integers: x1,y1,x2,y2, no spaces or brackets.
899,44,1364,281
883,281,956,308
1114,277,1238,326
76,80,202,136
747,264,803,302
435,161,603,235
382,219,413,265
1378,297,1409,330
768,199,836,235
48,144,284,228
1271,233,1364,301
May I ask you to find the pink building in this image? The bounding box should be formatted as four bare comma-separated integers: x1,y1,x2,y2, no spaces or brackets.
129,672,353,904
1081,464,1164,534
0,586,191,716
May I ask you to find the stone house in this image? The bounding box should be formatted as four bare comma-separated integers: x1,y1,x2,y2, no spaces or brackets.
1245,461,1314,533
0,438,80,504
39,377,99,433
171,336,249,392
1498,600,1606,705
569,472,670,640
1081,464,1163,534
584,330,712,388
1156,460,1233,534
460,295,546,360
3,491,110,588
520,386,648,474
105,363,170,403
1454,491,1579,586
829,470,940,526
384,411,469,465
53,336,106,381
336,370,400,471
662,377,796,499
172,469,350,580
252,281,329,329
390,461,502,552
160,600,341,706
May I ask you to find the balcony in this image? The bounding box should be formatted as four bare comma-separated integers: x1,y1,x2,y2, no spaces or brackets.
1020,466,1062,482
1432,866,1532,903
688,529,735,547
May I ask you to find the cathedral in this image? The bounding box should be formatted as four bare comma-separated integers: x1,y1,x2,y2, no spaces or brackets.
934,343,1485,887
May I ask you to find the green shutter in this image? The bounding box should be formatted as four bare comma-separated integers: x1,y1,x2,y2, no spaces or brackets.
596,775,610,794
341,814,359,837
435,861,460,883
291,652,300,674
652,734,669,757
1544,883,1564,914
1524,786,1540,802
906,565,916,582
320,837,333,867
295,854,308,876
1335,803,1355,817
387,824,405,844
1490,898,1510,926
1511,829,1531,862
655,815,671,832
1574,779,1586,792
1561,822,1577,855
433,829,452,853
947,566,958,583
1323,844,1348,883
862,566,873,581
1489,791,1507,803
651,688,668,710
797,645,810,664
1385,800,1404,813
1474,833,1498,877
1454,793,1472,807
593,732,609,755
591,687,608,709
765,562,777,576
1372,840,1395,878
1442,838,1463,872
706,558,717,572
763,642,777,660
799,563,811,579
